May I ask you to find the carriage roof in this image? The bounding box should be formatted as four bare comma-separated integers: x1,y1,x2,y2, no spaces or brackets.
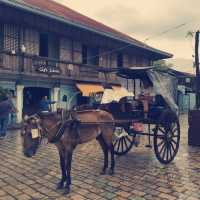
97,66,178,114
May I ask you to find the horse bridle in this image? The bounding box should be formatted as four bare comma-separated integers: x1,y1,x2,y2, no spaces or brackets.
24,112,79,144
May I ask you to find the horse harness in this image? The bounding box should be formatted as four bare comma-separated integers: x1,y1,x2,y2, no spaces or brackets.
28,113,81,144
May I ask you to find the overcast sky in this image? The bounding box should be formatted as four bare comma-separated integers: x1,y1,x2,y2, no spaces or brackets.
56,0,199,60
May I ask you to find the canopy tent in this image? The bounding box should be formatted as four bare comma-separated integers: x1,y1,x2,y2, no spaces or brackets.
101,87,134,104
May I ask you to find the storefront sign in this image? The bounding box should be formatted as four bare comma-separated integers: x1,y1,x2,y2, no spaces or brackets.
35,65,61,74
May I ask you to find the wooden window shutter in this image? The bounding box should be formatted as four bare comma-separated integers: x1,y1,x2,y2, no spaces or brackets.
24,28,39,55
3,24,20,52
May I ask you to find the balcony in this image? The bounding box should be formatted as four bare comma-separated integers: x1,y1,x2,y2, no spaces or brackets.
0,51,118,84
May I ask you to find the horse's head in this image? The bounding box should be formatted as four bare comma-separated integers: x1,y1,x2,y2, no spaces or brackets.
21,115,42,158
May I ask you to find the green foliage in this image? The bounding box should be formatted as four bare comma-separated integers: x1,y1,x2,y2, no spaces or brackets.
153,60,173,72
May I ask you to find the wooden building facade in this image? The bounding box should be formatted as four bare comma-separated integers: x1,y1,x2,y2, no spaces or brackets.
0,0,172,123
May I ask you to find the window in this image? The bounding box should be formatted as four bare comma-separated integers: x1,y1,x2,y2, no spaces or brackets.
82,45,87,64
3,24,20,52
48,34,59,59
82,45,99,66
117,53,123,67
39,33,48,57
24,28,39,55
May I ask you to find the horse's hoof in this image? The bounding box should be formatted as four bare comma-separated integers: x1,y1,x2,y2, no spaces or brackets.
100,170,106,175
63,187,70,195
108,169,114,175
56,182,64,190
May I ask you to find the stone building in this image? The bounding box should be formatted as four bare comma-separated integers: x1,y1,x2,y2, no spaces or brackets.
0,0,172,123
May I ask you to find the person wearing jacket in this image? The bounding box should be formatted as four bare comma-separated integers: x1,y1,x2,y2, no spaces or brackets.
0,93,17,139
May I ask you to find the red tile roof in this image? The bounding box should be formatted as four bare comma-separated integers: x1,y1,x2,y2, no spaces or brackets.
3,0,172,58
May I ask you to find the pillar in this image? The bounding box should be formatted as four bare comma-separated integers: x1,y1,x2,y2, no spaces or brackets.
52,87,60,112
16,85,24,123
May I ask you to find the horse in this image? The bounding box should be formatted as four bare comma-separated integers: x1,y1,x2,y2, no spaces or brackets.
21,109,115,195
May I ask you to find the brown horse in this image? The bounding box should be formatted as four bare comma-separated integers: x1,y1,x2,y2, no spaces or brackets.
21,109,115,194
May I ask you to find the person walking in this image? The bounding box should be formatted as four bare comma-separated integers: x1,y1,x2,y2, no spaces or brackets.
0,93,17,139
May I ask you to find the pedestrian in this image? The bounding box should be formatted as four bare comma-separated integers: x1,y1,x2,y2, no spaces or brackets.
0,93,17,139
39,96,56,112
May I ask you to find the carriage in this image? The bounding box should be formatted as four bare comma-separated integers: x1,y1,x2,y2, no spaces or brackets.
91,66,180,164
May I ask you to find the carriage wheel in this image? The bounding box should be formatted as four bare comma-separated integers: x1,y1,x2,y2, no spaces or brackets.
113,126,135,156
154,110,180,164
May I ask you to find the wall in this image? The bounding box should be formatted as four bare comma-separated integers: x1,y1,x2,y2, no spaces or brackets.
59,85,78,109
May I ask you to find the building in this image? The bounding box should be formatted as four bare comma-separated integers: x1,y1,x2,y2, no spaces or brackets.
170,69,196,112
0,0,172,123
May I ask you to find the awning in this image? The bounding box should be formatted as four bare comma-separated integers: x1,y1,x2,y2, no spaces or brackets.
76,83,104,96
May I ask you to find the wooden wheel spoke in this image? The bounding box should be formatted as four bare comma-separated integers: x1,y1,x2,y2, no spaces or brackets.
162,145,167,160
169,144,173,159
171,138,178,146
124,137,129,149
157,140,165,147
156,134,165,139
170,141,176,152
158,127,166,134
121,138,124,152
126,136,132,144
113,139,118,148
159,141,166,155
172,127,178,134
166,146,169,161
117,139,121,152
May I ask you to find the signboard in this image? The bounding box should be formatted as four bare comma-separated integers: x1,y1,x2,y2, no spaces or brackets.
35,64,61,75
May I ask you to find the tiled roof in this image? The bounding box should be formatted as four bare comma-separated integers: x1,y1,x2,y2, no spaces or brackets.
2,0,172,58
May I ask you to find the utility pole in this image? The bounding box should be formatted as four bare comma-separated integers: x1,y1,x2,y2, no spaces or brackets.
195,30,200,109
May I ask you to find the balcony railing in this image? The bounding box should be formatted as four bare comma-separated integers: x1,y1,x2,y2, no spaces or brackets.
0,51,118,83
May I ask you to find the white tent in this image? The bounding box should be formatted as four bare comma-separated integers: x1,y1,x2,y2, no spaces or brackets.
101,87,134,104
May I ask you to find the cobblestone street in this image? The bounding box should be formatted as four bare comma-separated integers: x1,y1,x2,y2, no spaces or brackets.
0,114,200,200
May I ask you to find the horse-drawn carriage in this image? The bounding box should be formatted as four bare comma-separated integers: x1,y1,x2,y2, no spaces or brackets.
90,66,180,164
21,66,180,194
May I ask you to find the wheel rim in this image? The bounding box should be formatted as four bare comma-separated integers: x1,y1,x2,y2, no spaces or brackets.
154,121,180,164
113,127,134,156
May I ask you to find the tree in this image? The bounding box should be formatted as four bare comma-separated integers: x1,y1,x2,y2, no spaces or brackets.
153,60,173,72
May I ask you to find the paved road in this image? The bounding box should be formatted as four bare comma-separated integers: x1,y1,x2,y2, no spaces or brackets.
0,115,200,200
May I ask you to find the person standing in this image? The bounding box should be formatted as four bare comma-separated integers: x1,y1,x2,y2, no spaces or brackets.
39,96,56,112
0,93,17,139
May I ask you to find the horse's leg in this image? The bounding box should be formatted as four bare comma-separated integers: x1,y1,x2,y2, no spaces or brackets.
64,152,73,195
57,153,67,189
96,134,108,175
108,144,115,175
102,129,115,175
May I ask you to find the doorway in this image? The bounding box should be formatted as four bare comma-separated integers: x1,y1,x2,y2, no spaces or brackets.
23,87,50,115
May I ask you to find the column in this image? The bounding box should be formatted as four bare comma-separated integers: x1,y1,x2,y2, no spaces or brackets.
52,87,60,112
16,85,24,123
